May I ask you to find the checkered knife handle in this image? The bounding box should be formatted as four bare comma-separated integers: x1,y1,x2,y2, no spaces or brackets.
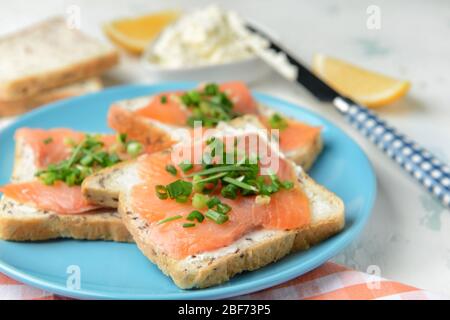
334,97,450,209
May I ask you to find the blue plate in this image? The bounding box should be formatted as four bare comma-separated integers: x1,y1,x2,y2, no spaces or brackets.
0,83,376,299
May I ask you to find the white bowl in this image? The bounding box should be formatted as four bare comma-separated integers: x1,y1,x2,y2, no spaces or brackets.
140,55,272,83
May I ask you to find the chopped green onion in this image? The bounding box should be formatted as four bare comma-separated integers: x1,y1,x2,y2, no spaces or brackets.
160,95,168,104
165,164,178,176
203,83,219,96
166,180,192,201
183,223,196,228
186,165,251,178
192,175,205,193
281,181,294,190
155,185,168,200
223,176,258,192
157,215,182,225
216,202,231,214
175,195,189,203
268,113,288,130
80,155,94,166
192,193,209,209
206,196,221,209
117,133,127,144
221,183,238,199
255,195,271,205
193,172,227,184
178,160,193,173
39,172,57,185
206,209,229,225
127,142,142,157
187,210,205,223
43,137,53,145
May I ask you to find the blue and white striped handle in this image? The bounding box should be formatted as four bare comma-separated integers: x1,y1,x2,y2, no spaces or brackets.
334,97,450,209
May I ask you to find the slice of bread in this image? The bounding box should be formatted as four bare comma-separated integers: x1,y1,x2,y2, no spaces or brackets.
0,17,118,101
95,156,344,289
0,131,133,242
0,78,102,117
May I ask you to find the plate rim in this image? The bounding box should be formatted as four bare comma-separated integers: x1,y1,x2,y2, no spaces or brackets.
0,83,377,300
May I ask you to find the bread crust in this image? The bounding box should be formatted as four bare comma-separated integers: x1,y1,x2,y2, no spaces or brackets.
0,198,132,242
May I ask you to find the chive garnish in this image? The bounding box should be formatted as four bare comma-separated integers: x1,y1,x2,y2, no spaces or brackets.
36,134,124,186
43,137,53,144
206,209,229,225
223,176,258,192
155,185,168,200
206,196,221,209
183,223,196,228
160,95,168,104
117,133,127,144
221,183,238,199
127,141,142,157
193,172,227,184
192,194,209,209
157,215,182,225
216,202,231,215
180,83,238,128
187,210,205,223
165,164,178,176
164,180,193,202
179,160,193,173
268,113,288,130
186,165,251,178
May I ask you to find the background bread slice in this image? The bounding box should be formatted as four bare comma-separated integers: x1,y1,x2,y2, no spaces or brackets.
0,17,118,100
0,78,102,117
0,131,132,242
108,159,344,289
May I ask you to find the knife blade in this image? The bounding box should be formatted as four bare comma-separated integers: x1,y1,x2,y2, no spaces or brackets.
245,24,450,209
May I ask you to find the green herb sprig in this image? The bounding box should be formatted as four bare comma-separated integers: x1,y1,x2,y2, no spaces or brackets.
36,134,142,186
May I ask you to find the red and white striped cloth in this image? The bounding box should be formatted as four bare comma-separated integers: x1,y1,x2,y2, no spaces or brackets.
0,262,446,300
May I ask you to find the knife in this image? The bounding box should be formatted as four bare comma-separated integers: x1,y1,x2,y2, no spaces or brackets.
245,24,450,209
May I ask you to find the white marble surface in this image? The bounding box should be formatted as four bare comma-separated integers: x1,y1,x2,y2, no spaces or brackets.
0,0,449,296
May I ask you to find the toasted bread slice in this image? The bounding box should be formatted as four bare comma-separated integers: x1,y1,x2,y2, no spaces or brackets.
0,131,132,242
93,157,344,288
0,17,118,100
0,78,102,117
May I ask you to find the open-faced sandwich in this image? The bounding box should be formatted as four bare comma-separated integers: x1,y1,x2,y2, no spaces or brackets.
0,128,147,241
82,124,344,289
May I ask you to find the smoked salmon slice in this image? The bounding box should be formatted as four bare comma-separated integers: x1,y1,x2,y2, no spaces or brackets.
129,133,311,259
1,128,131,215
16,128,85,168
0,181,98,214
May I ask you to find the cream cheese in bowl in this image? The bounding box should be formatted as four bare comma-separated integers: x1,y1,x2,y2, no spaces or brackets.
142,5,272,82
